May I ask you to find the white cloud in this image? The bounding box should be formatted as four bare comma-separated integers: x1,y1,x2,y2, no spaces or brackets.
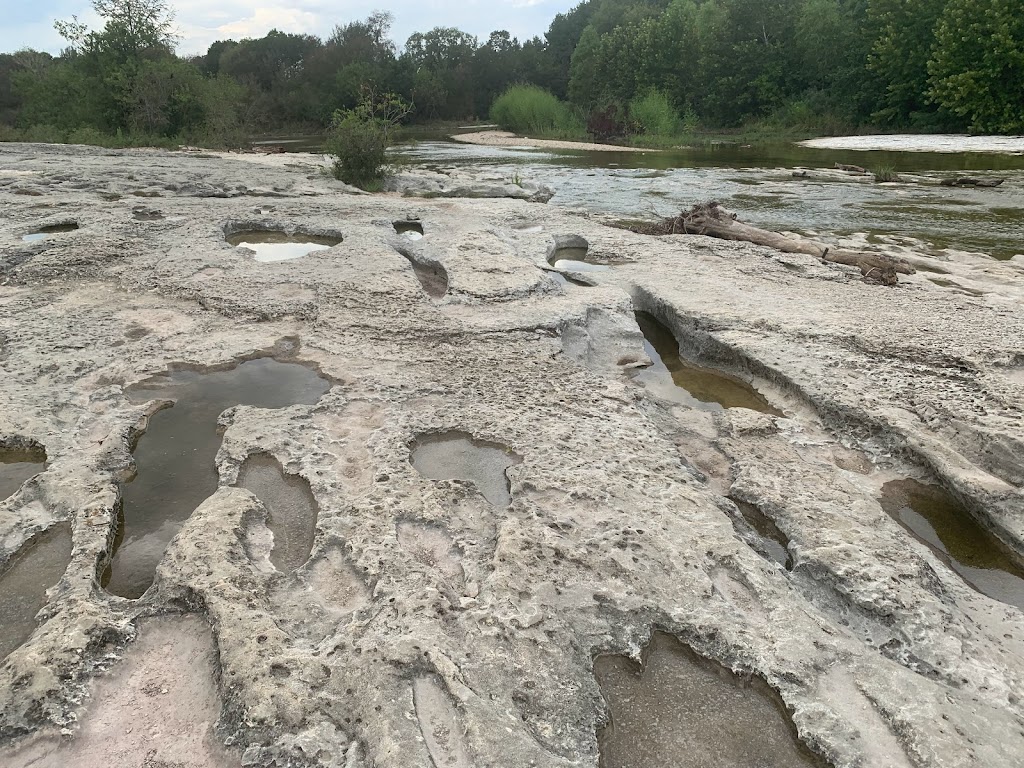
2,0,575,56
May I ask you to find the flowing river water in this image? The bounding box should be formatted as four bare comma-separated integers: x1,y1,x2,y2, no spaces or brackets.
396,138,1024,262
260,132,1024,261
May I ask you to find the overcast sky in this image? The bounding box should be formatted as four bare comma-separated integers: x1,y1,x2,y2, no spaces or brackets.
3,1,578,57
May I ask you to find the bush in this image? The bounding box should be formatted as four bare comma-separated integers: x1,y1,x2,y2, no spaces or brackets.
629,90,680,137
490,85,583,137
21,124,66,144
326,90,410,190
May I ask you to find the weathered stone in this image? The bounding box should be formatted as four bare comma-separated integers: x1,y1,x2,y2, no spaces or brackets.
0,142,1022,768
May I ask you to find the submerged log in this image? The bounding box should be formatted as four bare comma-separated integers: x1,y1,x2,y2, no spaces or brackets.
940,176,1004,188
638,202,914,285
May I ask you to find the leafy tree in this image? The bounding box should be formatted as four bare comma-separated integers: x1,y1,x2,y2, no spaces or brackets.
927,0,1024,132
867,0,946,126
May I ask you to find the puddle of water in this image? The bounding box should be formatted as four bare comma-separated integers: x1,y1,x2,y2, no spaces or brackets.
731,499,792,569
633,312,781,414
21,223,79,242
411,431,521,508
104,357,330,598
0,522,73,661
880,479,1024,610
0,447,46,500
237,454,318,573
226,230,342,262
394,220,425,239
596,631,826,768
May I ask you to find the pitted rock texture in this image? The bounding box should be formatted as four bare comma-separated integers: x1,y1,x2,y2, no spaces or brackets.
1,143,1023,768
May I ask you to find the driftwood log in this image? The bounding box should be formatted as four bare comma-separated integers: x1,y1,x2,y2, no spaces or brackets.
632,202,915,285
940,176,1004,188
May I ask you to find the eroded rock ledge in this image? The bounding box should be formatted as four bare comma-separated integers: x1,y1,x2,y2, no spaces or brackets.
0,143,1022,768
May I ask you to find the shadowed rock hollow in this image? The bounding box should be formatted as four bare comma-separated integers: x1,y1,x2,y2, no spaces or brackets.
1,143,1023,768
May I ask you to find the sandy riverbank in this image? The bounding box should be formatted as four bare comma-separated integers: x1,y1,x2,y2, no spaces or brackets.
452,130,661,153
801,134,1024,154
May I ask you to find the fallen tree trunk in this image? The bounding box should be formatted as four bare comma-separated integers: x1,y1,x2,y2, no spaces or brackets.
940,176,1004,188
636,202,915,285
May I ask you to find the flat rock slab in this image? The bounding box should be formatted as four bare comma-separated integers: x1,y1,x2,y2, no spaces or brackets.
0,615,238,768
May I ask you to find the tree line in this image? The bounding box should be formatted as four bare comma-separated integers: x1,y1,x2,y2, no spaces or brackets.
0,0,1021,147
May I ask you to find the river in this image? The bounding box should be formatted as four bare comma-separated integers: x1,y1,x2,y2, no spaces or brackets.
255,134,1024,262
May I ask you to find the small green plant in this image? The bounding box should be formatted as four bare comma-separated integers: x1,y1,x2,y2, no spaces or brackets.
326,88,411,190
873,165,901,183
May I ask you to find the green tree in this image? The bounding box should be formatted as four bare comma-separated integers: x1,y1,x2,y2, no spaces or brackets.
927,0,1024,132
867,0,947,126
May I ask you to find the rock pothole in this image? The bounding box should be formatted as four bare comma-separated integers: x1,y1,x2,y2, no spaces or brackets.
632,311,781,414
393,220,424,239
394,245,448,299
547,235,608,273
595,631,828,768
0,522,73,662
103,357,330,599
0,443,46,501
21,222,79,242
225,223,342,262
237,454,318,574
879,478,1024,609
410,431,521,509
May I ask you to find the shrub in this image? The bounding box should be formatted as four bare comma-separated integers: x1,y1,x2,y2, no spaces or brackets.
21,124,66,144
873,165,902,183
490,85,583,137
326,89,410,190
629,90,680,137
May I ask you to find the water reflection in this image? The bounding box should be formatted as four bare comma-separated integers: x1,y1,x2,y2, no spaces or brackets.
634,312,781,414
880,479,1024,610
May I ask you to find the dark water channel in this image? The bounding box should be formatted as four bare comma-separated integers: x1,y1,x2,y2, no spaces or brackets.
633,312,780,414
227,230,342,262
237,454,319,573
596,632,827,768
0,447,46,500
0,522,73,661
104,357,330,598
411,432,521,509
879,479,1024,610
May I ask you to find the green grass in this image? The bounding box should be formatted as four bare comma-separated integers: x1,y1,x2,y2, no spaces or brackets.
490,85,584,139
0,123,246,150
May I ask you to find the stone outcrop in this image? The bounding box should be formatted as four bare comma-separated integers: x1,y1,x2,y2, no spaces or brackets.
0,143,1022,767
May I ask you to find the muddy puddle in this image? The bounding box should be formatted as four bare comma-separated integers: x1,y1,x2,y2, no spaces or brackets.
633,312,781,414
394,220,425,239
411,431,521,508
22,222,79,242
0,446,46,500
880,479,1024,610
0,522,73,661
595,631,826,768
731,499,792,569
104,357,330,598
237,454,318,573
226,230,341,262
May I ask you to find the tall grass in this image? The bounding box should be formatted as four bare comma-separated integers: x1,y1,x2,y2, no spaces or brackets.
490,85,583,138
629,90,680,138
